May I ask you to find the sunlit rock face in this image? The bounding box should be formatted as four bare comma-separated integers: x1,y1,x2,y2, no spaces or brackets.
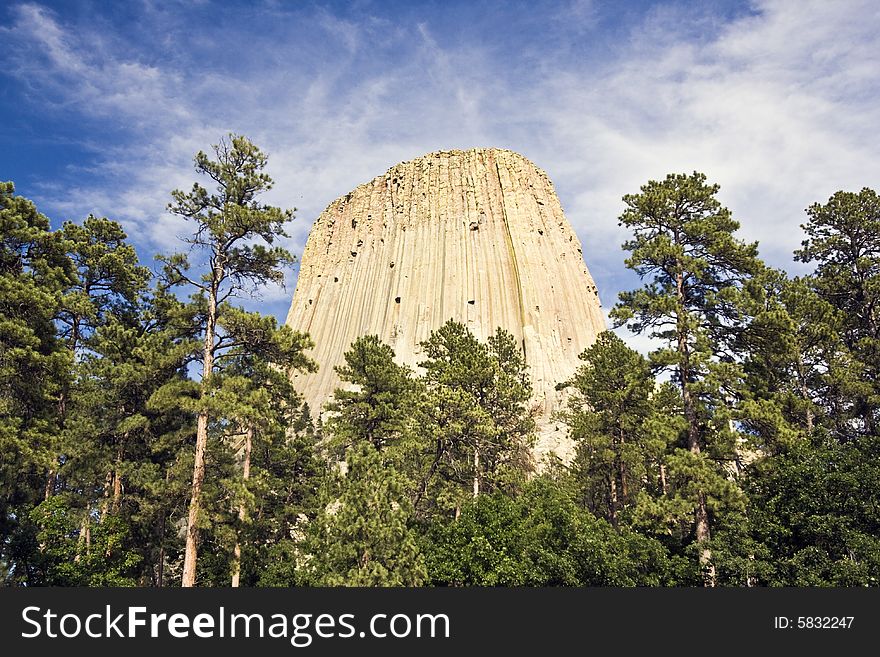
285,148,605,462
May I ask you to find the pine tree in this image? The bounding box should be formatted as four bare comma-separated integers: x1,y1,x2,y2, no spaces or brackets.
0,182,73,583
246,404,325,587
324,335,417,454
41,216,150,568
738,270,843,446
56,216,149,354
413,385,495,519
610,172,762,583
418,320,535,504
558,331,666,526
86,288,196,586
795,187,880,436
206,309,317,586
738,189,880,586
159,134,304,586
306,443,425,586
28,276,190,585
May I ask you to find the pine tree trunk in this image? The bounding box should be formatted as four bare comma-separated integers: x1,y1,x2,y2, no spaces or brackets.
695,492,715,585
112,470,122,513
44,470,56,500
472,445,480,498
182,411,209,587
101,441,125,523
100,470,113,519
675,266,713,584
74,510,91,563
795,356,814,436
112,439,124,513
231,425,253,588
608,473,618,527
157,510,166,588
182,279,218,587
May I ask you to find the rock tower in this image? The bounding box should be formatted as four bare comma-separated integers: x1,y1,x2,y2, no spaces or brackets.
285,148,605,461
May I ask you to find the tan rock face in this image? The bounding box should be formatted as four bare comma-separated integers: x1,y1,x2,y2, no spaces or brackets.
285,148,605,462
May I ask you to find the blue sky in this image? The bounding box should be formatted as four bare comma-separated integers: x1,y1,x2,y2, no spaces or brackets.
2,0,879,346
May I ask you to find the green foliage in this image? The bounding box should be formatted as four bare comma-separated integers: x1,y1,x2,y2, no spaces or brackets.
238,415,325,587
304,443,425,586
57,216,150,350
611,172,759,347
160,133,295,297
0,182,71,477
745,435,880,585
796,188,880,346
27,494,142,586
423,478,680,586
737,270,842,446
3,163,880,589
321,322,538,525
795,188,880,435
610,172,763,580
559,332,670,525
325,335,417,454
157,134,316,586
0,182,73,582
418,321,535,502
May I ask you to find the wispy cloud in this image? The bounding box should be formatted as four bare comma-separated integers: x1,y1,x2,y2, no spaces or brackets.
4,3,189,125
525,0,880,300
2,0,878,325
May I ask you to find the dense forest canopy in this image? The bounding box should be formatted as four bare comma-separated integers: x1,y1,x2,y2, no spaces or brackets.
1,137,878,586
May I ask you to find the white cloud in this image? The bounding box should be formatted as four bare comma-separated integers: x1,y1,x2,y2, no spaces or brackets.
4,3,188,124
3,0,879,351
521,0,880,293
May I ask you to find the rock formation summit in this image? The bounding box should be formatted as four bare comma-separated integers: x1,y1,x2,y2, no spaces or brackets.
285,148,606,461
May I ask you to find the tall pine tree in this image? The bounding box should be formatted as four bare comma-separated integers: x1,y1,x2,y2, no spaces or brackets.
610,172,761,583
159,134,305,586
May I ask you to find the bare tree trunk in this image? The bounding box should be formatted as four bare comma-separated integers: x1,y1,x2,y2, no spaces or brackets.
44,470,56,501
695,492,715,584
182,281,218,588
231,426,253,588
101,441,126,523
112,439,125,514
675,266,714,586
472,445,480,498
182,411,209,587
74,510,91,563
100,470,113,520
112,470,122,513
796,356,814,436
608,473,618,528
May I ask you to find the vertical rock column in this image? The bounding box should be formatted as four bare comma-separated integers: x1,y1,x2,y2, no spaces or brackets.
285,148,606,462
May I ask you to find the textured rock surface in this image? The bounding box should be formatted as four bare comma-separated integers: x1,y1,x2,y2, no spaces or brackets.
285,148,605,462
